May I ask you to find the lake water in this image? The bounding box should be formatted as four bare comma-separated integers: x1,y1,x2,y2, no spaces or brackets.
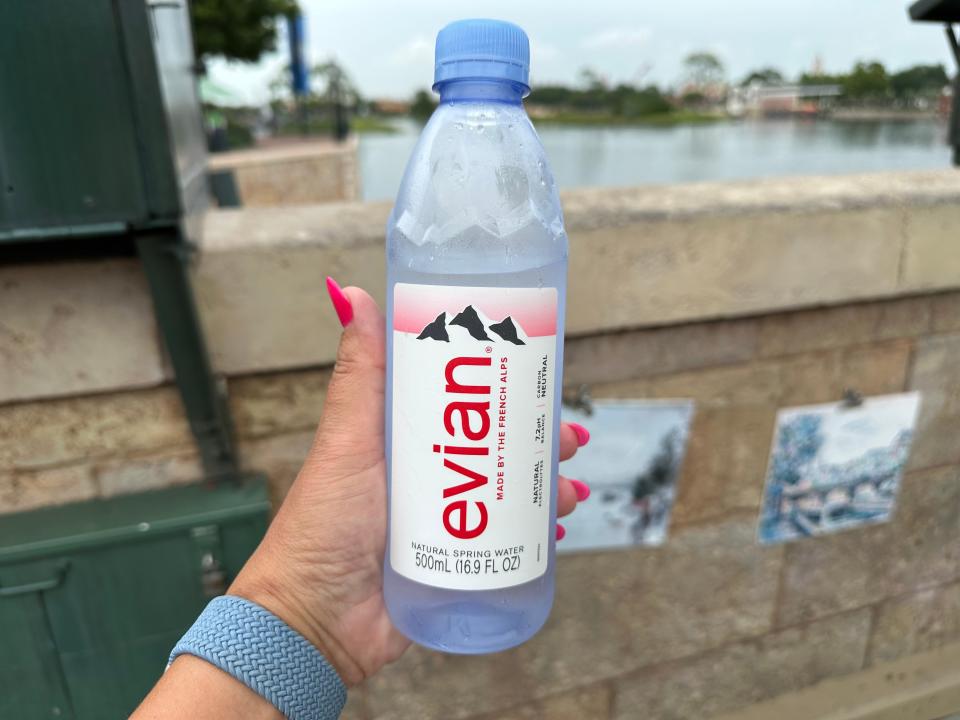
358,118,951,202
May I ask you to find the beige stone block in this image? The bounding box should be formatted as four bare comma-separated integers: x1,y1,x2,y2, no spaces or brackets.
95,451,203,498
564,319,757,386
610,609,871,720
0,473,16,513
671,406,776,525
364,517,783,719
340,687,367,720
930,292,960,333
195,172,960,376
841,342,913,396
868,581,960,666
901,204,960,291
907,333,960,470
909,333,960,414
758,304,883,358
874,296,932,340
208,138,359,206
639,364,781,407
195,203,388,374
470,683,612,720
566,207,903,335
238,431,315,507
0,387,193,471
710,642,960,720
229,369,331,439
560,171,960,231
906,415,960,473
757,298,930,358
0,464,97,515
778,341,911,407
777,466,960,627
0,259,167,404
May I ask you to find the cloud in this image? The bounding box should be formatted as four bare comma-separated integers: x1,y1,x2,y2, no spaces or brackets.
392,36,433,64
530,37,559,62
581,27,652,50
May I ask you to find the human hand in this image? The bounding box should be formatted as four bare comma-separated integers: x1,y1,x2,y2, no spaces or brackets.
229,279,591,686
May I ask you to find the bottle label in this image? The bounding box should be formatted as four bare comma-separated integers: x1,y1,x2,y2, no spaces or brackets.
390,283,557,591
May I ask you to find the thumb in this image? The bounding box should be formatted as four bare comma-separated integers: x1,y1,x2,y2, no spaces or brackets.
311,277,386,469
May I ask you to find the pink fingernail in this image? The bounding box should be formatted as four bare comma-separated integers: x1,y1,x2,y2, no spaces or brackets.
556,524,566,540
326,276,353,327
569,422,590,447
570,479,591,501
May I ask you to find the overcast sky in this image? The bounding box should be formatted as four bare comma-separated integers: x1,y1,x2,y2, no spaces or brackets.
206,0,954,104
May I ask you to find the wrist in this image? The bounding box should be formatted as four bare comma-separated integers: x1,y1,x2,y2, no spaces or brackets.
228,566,364,687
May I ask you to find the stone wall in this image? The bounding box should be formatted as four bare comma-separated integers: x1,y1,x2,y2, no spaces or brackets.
1,170,959,719
207,137,359,207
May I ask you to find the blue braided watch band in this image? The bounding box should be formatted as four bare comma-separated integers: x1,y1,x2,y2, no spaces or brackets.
169,595,347,720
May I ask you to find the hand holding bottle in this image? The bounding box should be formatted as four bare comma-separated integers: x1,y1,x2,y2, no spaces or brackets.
228,281,589,684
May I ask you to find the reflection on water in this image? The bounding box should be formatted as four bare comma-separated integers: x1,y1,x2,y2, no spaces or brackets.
358,118,950,202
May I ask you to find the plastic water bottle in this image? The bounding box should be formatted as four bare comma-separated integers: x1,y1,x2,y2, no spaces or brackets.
384,19,568,653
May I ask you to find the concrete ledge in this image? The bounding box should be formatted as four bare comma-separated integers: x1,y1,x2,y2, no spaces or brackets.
196,170,960,375
207,138,358,206
710,641,960,720
0,259,169,403
2,170,958,398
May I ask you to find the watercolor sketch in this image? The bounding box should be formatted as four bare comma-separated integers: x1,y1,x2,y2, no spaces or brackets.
558,400,695,552
758,392,922,545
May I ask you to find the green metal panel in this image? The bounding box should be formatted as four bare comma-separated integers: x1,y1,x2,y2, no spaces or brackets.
142,0,209,230
116,0,209,227
0,480,269,719
0,0,147,235
0,565,75,719
136,231,239,482
0,0,209,241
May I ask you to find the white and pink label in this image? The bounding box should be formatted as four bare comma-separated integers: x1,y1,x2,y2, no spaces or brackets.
390,283,557,590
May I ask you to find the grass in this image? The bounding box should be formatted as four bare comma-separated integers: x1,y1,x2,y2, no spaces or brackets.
277,116,400,136
531,110,726,127
351,116,400,133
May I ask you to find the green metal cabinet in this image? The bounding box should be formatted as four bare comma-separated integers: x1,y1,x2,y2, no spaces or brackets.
0,481,269,719
0,0,206,240
0,0,240,482
0,6,266,715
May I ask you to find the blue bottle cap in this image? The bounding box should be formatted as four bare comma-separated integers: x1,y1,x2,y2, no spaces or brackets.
433,19,530,92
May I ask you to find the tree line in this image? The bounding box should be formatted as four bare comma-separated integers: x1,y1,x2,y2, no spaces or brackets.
411,54,951,121
186,2,953,128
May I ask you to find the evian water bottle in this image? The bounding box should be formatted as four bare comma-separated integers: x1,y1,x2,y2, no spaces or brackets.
384,19,568,653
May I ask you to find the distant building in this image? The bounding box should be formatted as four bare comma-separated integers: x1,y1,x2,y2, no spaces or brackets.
369,98,410,115
726,83,842,118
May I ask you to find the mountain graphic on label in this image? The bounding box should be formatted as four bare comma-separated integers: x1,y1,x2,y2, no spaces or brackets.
416,312,450,342
415,306,527,345
449,306,491,340
488,317,526,345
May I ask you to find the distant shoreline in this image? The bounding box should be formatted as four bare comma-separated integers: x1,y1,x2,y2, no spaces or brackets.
529,110,725,127
828,108,942,122
356,108,945,135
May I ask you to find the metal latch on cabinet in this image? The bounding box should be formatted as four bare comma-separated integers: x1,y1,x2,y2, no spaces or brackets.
191,525,229,598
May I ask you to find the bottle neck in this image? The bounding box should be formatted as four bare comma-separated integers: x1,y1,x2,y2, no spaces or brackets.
437,79,526,105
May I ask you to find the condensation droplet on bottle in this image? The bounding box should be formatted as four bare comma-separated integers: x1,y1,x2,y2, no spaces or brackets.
455,122,463,130
477,125,484,134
